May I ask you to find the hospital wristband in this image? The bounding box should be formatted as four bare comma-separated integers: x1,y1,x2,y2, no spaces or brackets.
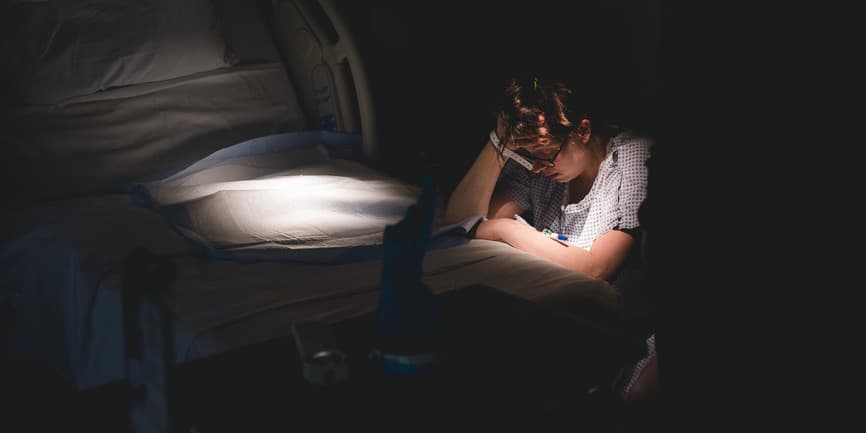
489,129,502,148
489,130,534,171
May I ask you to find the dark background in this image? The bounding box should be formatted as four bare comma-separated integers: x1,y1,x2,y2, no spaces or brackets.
2,1,864,431
334,0,661,191
336,1,866,431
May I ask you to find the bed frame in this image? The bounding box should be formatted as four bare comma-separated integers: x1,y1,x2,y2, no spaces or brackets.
270,0,378,161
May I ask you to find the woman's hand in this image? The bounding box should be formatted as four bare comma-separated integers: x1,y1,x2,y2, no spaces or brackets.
497,113,561,159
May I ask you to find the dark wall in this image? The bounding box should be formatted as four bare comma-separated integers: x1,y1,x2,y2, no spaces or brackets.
335,0,660,191
340,2,866,431
637,3,865,431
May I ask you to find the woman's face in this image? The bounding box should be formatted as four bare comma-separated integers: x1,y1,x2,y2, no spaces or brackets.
509,115,598,183
532,138,594,182
528,117,596,183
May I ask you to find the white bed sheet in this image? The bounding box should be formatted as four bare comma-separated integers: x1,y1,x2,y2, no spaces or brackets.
2,62,307,207
139,131,421,253
2,0,235,104
1,195,616,390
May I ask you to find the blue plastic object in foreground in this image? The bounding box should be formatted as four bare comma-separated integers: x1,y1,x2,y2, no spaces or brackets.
371,176,441,375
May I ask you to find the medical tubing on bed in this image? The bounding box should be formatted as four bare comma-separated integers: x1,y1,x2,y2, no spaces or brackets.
122,248,178,433
84,252,189,359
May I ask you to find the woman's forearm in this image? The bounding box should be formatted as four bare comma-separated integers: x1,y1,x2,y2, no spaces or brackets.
478,218,595,274
502,225,596,276
476,218,633,280
443,140,505,224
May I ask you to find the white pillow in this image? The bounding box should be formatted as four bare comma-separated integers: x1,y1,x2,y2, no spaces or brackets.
211,0,281,63
1,0,237,105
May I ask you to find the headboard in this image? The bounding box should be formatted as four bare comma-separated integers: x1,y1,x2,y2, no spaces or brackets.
270,0,378,160
0,0,378,208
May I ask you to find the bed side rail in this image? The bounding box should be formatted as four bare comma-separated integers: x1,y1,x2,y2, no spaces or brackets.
270,0,378,162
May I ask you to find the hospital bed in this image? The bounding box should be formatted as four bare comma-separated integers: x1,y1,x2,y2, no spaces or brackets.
0,0,619,390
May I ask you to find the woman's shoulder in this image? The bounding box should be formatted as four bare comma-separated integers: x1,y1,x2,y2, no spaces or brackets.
608,130,652,161
610,129,654,149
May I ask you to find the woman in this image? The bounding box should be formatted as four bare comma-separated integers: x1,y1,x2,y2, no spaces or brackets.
446,77,650,286
444,76,656,399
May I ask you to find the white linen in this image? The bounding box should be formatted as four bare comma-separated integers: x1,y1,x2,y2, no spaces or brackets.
2,0,235,104
137,131,421,253
147,159,421,251
2,63,306,207
212,0,281,64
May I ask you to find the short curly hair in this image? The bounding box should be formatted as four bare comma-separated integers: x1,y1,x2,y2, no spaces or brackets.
497,76,620,149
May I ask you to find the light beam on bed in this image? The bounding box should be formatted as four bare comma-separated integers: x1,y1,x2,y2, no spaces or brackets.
161,172,419,251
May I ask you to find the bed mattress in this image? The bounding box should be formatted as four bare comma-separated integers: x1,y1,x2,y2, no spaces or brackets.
1,194,616,389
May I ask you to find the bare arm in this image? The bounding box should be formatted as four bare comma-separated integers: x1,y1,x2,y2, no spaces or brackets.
488,186,523,219
443,138,506,225
445,113,549,224
475,218,635,280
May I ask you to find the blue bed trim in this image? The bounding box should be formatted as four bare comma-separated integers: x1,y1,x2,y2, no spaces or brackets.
151,130,361,186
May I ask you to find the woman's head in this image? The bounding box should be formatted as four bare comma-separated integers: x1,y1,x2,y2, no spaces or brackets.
497,76,616,182
499,77,575,146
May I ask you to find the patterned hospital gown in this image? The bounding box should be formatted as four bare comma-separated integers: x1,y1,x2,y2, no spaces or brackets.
498,130,652,251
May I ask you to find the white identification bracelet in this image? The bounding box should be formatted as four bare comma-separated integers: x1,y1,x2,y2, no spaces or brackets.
489,130,534,171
